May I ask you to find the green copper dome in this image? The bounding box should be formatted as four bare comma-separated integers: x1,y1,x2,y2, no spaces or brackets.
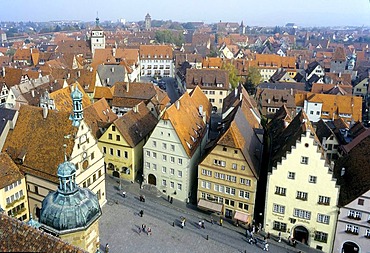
70,85,83,100
39,160,101,234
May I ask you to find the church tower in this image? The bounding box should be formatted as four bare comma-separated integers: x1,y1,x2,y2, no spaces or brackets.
145,13,151,31
91,16,105,57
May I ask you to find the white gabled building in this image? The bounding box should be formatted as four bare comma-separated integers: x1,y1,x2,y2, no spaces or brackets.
143,86,211,202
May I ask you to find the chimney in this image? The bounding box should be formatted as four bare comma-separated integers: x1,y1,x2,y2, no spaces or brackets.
42,106,48,119
339,72,341,78
77,71,80,77
341,167,345,176
290,88,293,96
175,100,180,110
111,67,115,73
199,105,203,116
67,73,70,79
2,66,5,77
31,89,35,97
112,48,116,57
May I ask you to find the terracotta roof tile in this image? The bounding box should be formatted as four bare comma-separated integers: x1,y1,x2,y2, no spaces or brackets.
0,153,24,189
139,45,173,59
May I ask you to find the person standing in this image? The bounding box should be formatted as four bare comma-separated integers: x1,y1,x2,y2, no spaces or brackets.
220,218,223,226
278,232,281,242
181,220,185,229
139,210,144,217
201,220,205,229
105,243,109,253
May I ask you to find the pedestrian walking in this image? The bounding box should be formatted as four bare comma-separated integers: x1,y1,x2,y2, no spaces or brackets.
252,224,256,233
198,220,202,229
201,220,205,229
147,227,152,236
105,243,109,253
181,220,185,229
210,217,214,224
170,197,173,204
220,218,223,226
139,210,144,217
142,224,146,233
167,195,170,202
263,242,269,251
278,232,281,242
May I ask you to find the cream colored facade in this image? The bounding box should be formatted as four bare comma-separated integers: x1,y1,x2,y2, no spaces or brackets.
28,120,106,217
197,144,258,222
60,219,100,253
186,88,230,113
98,124,144,182
0,177,29,221
264,128,339,253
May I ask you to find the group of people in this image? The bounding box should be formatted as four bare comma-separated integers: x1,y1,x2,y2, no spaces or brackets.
139,224,152,236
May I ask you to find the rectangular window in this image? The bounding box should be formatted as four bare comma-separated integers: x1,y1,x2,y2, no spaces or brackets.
170,168,174,175
296,191,308,201
288,172,295,179
358,199,364,205
240,178,251,186
162,155,167,161
117,150,121,157
177,183,182,191
108,133,112,140
124,151,128,159
275,186,286,196
103,147,106,154
213,159,226,167
91,152,95,160
273,221,287,232
178,170,182,178
301,156,309,164
309,175,317,183
153,141,157,147
317,214,330,224
365,229,370,237
293,208,311,220
162,179,166,186
152,152,157,158
153,164,157,170
145,162,150,169
232,163,237,170
178,158,183,165
162,143,167,149
116,135,120,141
170,181,174,188
241,165,245,170
348,210,362,219
170,156,175,163
273,204,285,214
170,144,175,151
162,166,166,173
314,231,328,243
239,190,250,199
318,195,330,205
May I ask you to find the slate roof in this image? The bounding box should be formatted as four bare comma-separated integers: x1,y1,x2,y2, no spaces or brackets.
2,105,78,183
0,213,86,253
0,152,23,189
185,68,229,90
334,131,370,206
256,82,306,92
114,102,158,147
0,108,17,135
97,65,126,87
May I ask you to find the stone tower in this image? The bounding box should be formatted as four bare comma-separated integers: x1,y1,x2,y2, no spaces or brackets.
145,13,151,31
91,16,105,57
39,159,102,253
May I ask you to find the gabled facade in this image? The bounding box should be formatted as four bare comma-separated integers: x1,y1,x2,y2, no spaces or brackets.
0,153,29,221
197,96,262,223
264,111,339,253
143,87,211,202
98,102,158,182
353,77,369,99
2,102,106,218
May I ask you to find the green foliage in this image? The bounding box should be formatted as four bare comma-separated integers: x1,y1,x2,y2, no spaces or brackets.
155,30,184,47
244,66,261,95
222,62,241,89
182,22,195,30
5,48,16,56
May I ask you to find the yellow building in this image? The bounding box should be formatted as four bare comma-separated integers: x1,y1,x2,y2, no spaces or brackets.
0,152,29,221
264,110,339,252
98,102,158,182
198,87,263,223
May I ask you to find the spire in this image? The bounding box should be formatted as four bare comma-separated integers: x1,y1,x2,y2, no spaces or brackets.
95,12,100,27
69,84,83,127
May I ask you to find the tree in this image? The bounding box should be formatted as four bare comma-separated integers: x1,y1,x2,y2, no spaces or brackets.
244,66,262,95
222,62,241,89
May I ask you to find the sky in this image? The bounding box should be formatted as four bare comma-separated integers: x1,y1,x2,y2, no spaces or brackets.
2,0,370,27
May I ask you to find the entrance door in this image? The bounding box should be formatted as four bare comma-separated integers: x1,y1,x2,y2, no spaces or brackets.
148,174,156,186
112,171,120,178
342,241,360,253
225,209,233,218
293,225,309,244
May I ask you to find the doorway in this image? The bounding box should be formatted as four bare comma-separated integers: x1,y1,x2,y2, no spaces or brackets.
148,174,156,186
342,241,360,253
293,225,309,244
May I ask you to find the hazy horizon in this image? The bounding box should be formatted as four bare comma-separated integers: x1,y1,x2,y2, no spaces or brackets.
2,0,370,27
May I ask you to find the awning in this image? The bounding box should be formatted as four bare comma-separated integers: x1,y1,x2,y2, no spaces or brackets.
197,199,223,213
234,211,249,223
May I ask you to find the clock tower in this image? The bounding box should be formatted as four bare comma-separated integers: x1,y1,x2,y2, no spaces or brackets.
91,16,105,57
